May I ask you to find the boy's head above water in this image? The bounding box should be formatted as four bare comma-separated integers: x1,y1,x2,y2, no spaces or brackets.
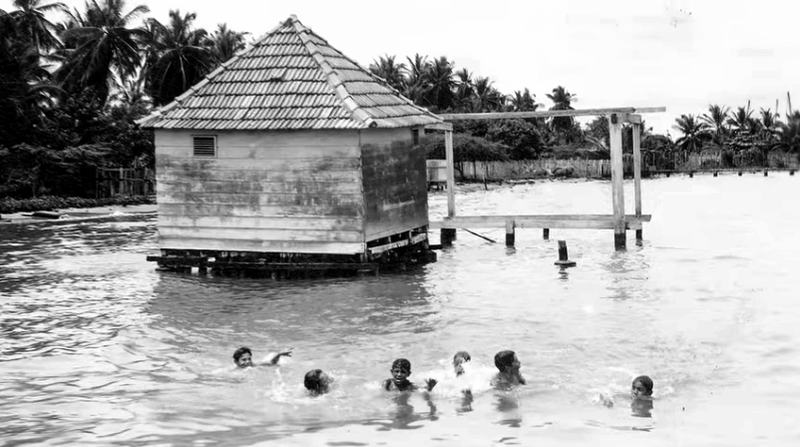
390,358,411,384
453,351,471,376
304,369,331,395
631,375,653,398
233,347,253,368
494,350,520,374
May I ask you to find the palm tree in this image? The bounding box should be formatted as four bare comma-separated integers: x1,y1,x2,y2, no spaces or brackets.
701,104,729,144
454,68,473,110
4,0,67,52
673,114,710,152
727,105,753,135
207,23,248,63
771,111,800,153
368,54,406,92
110,72,149,109
422,56,456,111
508,88,541,112
546,85,577,133
55,0,150,103
759,108,780,139
0,13,61,145
471,76,504,112
144,9,216,106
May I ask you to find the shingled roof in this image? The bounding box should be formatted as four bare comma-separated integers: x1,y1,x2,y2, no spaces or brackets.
137,15,442,130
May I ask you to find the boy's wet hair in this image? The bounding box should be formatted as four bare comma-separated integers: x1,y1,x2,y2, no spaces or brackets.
233,347,252,363
494,350,516,371
391,358,411,373
633,375,654,396
304,369,326,393
453,351,471,364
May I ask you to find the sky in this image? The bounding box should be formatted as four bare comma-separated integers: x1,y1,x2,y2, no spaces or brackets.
4,0,798,135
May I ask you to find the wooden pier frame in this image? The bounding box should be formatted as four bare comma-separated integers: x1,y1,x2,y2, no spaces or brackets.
427,107,665,250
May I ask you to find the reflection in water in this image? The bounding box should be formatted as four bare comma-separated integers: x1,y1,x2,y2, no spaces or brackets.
495,390,522,428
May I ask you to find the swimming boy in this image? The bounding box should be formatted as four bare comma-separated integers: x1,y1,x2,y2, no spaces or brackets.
492,350,526,387
304,369,333,395
383,358,437,392
631,375,653,399
232,346,293,368
631,375,654,417
453,351,471,377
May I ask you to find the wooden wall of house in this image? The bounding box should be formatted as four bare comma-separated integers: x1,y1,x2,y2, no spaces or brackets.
359,128,428,242
155,129,366,255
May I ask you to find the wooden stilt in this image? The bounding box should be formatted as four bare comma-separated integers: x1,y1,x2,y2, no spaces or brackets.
445,129,456,219
689,171,694,178
505,220,515,247
441,228,456,247
764,170,768,176
543,228,550,240
554,240,577,267
444,129,457,243
632,123,643,242
609,114,626,250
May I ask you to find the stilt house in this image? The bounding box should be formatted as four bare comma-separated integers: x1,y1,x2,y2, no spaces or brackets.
138,15,443,273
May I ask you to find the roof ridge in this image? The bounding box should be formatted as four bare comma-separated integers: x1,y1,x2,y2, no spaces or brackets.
290,16,374,129
290,18,441,125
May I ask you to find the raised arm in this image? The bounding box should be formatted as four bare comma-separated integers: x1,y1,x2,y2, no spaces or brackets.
259,347,293,366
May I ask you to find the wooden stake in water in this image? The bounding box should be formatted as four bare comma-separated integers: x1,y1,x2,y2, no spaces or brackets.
554,240,577,267
505,220,515,247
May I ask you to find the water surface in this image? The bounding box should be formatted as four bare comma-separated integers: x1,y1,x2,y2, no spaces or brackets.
1,174,799,446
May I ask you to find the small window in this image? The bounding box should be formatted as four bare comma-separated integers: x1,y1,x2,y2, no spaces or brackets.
412,129,420,145
193,136,217,157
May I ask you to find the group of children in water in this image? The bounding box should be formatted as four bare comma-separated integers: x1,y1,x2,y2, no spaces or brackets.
231,346,654,416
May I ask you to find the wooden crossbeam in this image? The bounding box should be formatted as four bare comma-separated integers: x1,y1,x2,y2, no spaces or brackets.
368,233,428,255
438,107,665,121
424,122,454,131
429,214,651,231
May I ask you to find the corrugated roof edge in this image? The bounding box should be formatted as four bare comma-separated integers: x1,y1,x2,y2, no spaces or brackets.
136,18,292,128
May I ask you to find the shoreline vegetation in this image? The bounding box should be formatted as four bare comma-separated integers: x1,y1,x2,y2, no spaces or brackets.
2,2,799,205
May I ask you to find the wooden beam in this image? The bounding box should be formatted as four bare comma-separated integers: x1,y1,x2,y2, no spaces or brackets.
424,122,453,131
445,130,456,218
609,114,626,249
620,113,642,124
429,214,651,230
439,107,665,121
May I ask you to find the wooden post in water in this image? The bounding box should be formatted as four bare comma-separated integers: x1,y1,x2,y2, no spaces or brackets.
554,240,577,267
632,123,643,241
505,220,515,247
543,228,550,240
609,114,626,249
764,170,768,177
442,129,457,244
791,170,795,176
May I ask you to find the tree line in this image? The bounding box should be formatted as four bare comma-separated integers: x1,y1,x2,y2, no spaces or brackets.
1,1,798,200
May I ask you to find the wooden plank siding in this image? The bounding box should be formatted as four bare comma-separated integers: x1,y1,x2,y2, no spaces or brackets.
154,129,367,255
359,128,429,242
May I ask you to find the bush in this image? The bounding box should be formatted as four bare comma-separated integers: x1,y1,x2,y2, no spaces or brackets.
422,133,510,162
0,195,155,214
485,119,542,159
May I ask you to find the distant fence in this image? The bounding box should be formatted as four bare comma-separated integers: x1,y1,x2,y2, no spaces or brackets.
428,152,800,182
96,168,155,198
